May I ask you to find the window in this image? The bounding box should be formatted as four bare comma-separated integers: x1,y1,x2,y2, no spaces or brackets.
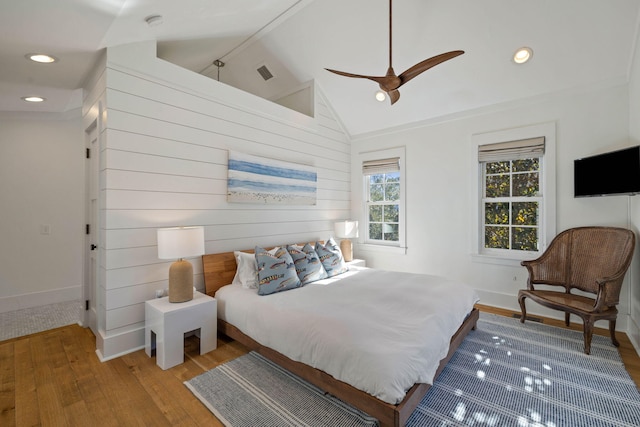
472,123,556,263
480,137,544,255
483,157,541,252
359,147,406,251
366,167,400,242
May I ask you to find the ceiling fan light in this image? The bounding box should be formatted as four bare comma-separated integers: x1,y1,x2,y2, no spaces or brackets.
375,90,386,102
513,47,533,64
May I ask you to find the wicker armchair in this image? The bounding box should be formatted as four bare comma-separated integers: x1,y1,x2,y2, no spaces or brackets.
518,226,635,354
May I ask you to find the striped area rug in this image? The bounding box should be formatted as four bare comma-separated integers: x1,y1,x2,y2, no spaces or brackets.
185,313,640,426
185,350,377,426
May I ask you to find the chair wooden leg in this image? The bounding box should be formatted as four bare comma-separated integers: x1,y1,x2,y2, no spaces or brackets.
565,312,570,327
583,317,594,355
610,319,620,347
518,295,527,323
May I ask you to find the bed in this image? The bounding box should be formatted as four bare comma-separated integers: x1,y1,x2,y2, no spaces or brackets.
202,247,479,427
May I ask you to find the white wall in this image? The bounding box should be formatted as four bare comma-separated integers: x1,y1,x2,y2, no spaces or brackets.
627,23,640,349
83,42,351,360
351,82,634,330
0,112,84,312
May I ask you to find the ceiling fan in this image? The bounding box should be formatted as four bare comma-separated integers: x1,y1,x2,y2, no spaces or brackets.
325,0,464,105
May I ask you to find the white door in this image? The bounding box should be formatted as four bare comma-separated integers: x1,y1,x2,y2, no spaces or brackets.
82,122,99,335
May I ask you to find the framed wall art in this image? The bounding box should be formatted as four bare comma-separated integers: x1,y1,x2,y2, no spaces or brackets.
227,151,317,205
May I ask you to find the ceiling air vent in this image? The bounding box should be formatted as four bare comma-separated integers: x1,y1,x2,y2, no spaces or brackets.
257,64,274,81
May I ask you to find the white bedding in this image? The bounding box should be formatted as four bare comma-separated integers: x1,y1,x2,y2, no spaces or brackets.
216,266,479,404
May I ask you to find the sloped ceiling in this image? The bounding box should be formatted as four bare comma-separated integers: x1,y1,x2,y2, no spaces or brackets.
1,0,639,137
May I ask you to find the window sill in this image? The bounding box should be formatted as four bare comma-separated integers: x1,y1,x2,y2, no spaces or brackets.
357,243,407,255
471,252,538,267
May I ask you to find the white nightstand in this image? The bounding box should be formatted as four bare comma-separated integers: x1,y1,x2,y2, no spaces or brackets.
145,291,217,370
347,259,366,268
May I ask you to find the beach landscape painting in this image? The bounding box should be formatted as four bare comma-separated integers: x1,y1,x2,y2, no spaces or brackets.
227,151,317,205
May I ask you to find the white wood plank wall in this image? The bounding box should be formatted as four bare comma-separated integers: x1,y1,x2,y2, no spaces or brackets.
88,44,351,358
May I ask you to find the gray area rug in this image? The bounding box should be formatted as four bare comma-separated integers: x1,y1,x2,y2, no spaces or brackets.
186,350,377,426
185,313,640,426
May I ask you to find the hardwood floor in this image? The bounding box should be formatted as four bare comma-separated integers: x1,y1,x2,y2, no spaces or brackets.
1,306,638,426
0,325,249,427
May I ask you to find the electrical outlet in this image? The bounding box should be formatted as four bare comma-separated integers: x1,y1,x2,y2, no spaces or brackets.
40,224,51,235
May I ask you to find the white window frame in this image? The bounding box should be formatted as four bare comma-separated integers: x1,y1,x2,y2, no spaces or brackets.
470,123,556,265
357,146,406,254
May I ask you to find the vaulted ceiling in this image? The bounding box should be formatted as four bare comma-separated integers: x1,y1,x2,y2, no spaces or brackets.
2,0,639,136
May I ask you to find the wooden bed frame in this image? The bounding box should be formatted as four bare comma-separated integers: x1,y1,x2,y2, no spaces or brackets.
202,249,479,427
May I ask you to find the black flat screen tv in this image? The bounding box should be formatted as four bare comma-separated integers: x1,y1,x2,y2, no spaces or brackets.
574,145,640,197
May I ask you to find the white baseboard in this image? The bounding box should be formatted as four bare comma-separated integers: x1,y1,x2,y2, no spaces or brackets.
475,288,630,331
475,289,567,322
627,315,640,357
95,326,146,362
0,285,81,314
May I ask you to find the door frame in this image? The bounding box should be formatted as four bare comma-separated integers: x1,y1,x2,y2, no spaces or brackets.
82,120,99,335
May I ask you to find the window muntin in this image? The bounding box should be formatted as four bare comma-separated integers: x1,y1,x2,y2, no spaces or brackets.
366,171,400,242
482,158,541,253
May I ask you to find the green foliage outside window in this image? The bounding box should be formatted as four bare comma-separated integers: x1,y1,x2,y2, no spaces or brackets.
483,158,540,252
368,172,399,242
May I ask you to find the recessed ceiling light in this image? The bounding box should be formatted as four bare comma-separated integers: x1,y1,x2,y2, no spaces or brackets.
26,53,57,63
513,47,533,64
22,96,46,103
375,90,386,102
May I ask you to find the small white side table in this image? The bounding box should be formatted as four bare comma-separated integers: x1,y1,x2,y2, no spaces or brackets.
145,291,217,370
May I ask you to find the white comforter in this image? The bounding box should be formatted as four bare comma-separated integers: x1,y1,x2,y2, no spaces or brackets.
216,266,479,404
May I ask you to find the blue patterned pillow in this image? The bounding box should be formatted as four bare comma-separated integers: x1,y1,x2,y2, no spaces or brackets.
315,238,348,277
287,244,327,284
255,246,301,295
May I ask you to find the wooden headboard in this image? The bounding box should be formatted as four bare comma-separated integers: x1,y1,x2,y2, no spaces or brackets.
202,242,322,297
202,250,249,297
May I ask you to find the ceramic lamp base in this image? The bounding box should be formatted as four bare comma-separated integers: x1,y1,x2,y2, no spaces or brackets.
168,259,194,302
340,239,353,262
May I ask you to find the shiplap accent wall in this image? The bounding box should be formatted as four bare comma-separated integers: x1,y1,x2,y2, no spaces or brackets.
84,42,351,360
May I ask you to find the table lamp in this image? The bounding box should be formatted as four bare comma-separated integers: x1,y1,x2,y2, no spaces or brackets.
334,220,359,262
157,226,205,302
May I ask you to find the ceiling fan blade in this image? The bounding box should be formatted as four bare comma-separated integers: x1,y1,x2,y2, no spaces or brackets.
325,68,388,85
326,67,402,93
398,50,464,87
388,89,400,105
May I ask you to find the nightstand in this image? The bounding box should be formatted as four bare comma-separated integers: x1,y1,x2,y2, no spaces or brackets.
145,291,217,370
347,259,366,268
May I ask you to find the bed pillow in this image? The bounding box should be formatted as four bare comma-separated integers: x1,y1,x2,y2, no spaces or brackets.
255,246,301,295
287,244,327,285
315,238,349,277
231,251,258,289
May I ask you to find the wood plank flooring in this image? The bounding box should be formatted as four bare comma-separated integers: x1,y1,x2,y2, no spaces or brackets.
1,305,638,426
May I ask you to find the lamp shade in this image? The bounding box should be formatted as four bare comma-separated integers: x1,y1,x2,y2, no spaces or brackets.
334,220,359,239
157,226,205,260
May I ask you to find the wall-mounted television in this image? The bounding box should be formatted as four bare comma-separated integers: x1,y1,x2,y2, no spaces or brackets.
574,145,640,197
